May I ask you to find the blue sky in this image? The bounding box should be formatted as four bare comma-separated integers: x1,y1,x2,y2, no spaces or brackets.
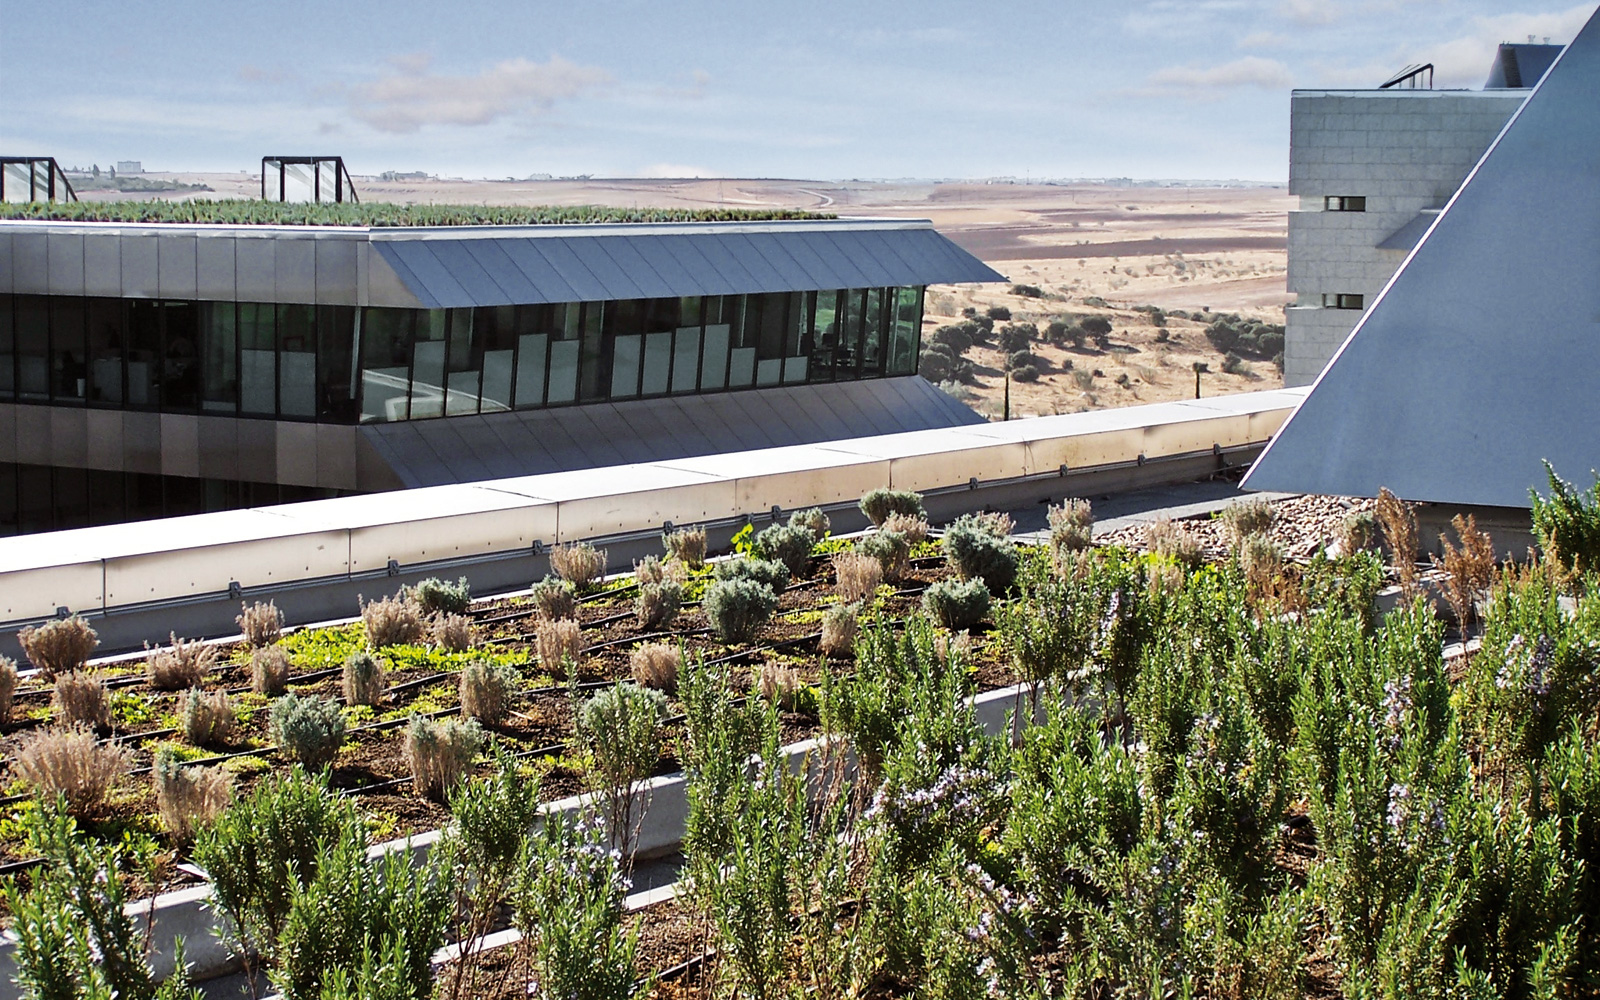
3,0,1593,182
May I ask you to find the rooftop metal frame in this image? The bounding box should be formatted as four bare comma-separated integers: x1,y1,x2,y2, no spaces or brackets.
260,155,359,204
0,157,77,204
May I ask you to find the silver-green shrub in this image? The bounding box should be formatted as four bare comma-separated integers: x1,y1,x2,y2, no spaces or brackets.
703,577,780,644
921,578,991,631
941,513,1019,592
634,580,683,630
269,693,347,770
577,682,669,859
713,556,790,594
409,575,471,616
752,522,815,579
859,488,925,527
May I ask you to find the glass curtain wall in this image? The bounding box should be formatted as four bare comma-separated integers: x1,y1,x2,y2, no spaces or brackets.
0,286,923,423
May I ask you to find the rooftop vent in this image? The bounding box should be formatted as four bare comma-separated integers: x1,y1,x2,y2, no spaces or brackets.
261,156,359,204
1379,63,1434,89
0,157,78,204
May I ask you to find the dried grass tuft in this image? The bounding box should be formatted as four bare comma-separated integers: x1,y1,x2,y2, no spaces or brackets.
1336,510,1379,556
1048,499,1095,555
535,618,585,677
459,660,519,726
18,616,99,680
819,603,859,657
1219,497,1277,545
880,513,929,547
635,582,682,631
0,656,16,728
52,671,111,731
235,601,284,648
178,687,235,748
1145,516,1203,568
633,555,668,586
1375,487,1422,601
1433,513,1498,631
833,551,884,604
342,652,386,707
432,613,475,653
755,662,802,711
360,593,426,648
251,645,291,696
145,633,218,691
529,576,578,621
629,642,681,693
13,726,131,817
153,750,232,842
406,715,485,802
663,526,707,568
549,541,607,593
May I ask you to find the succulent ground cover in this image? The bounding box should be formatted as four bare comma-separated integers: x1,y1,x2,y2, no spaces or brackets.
5,482,1599,1000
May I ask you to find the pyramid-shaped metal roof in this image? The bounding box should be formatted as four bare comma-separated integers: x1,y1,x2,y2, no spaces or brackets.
1242,13,1597,510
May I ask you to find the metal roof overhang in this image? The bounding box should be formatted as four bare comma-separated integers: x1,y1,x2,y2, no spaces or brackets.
369,223,1004,308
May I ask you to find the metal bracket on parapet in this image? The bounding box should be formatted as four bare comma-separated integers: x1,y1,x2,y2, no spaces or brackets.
968,477,979,490
1058,464,1069,477
228,581,243,601
661,521,674,534
1212,442,1226,469
1136,453,1147,466
386,559,401,577
770,505,783,522
532,540,546,556
55,606,70,619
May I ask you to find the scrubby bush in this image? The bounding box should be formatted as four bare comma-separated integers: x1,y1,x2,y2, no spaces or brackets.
11,726,130,817
52,670,111,730
942,514,1020,592
1531,463,1600,573
18,615,98,679
919,347,960,383
663,525,708,567
922,578,991,631
536,618,585,676
237,600,284,648
515,815,642,1000
0,655,14,727
1337,509,1379,556
550,541,607,592
857,530,911,582
1006,349,1037,371
179,687,235,747
998,323,1036,353
820,603,860,656
1081,315,1112,342
1011,364,1040,383
789,507,830,545
252,644,292,696
1222,352,1249,375
361,592,426,648
753,522,815,579
578,682,669,855
193,766,361,967
636,580,683,631
630,642,682,693
704,578,780,644
928,324,973,355
342,650,386,707
405,714,485,801
432,612,475,652
530,575,578,621
860,488,925,527
634,554,668,586
153,748,232,842
409,576,470,616
715,556,791,594
1011,283,1044,298
834,550,884,603
460,659,519,726
269,693,347,770
986,305,1011,321
145,632,217,691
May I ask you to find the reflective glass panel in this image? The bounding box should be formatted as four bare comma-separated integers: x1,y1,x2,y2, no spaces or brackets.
200,302,237,413
238,303,276,415
888,287,922,375
359,307,413,423
317,305,357,421
14,296,49,400
0,295,14,397
50,298,87,402
126,300,162,407
409,309,447,419
87,298,123,406
611,334,642,399
641,331,671,396
671,326,701,394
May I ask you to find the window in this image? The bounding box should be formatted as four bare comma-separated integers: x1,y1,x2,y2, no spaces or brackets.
1323,293,1365,310
1325,196,1366,212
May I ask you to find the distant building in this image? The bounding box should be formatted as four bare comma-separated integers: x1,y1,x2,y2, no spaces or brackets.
114,161,144,174
0,215,999,534
1282,43,1560,386
379,171,432,182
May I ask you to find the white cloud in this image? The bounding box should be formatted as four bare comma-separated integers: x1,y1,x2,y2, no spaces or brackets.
348,53,612,133
1423,4,1592,86
637,162,716,178
1238,30,1290,49
1147,55,1295,92
1281,0,1339,25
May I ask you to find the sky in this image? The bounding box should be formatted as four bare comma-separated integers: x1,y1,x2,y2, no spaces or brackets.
2,0,1594,183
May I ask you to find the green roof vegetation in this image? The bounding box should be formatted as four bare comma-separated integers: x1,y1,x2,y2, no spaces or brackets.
0,199,833,227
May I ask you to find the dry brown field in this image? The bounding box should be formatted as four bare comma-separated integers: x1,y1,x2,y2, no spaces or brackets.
120,174,1293,417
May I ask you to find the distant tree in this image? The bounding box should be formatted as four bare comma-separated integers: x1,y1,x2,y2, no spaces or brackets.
997,323,1037,354
1045,320,1071,344
1010,364,1039,383
91,164,100,179
1006,350,1037,371
986,305,1011,322
1080,316,1112,338
929,324,972,355
919,349,955,383
1010,284,1044,298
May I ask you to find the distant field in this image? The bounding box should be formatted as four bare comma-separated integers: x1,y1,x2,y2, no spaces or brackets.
108,173,1293,417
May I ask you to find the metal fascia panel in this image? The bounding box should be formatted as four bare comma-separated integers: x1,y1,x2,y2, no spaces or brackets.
425,240,515,306
525,239,611,302
388,243,473,309
621,235,702,294
653,234,738,297
718,233,788,291
678,233,760,292
591,237,673,300
369,243,440,309
492,238,578,303
817,230,896,288
563,238,647,301
781,233,854,290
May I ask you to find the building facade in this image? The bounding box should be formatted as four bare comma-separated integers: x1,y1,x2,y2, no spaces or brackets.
1281,46,1560,386
0,217,1001,534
